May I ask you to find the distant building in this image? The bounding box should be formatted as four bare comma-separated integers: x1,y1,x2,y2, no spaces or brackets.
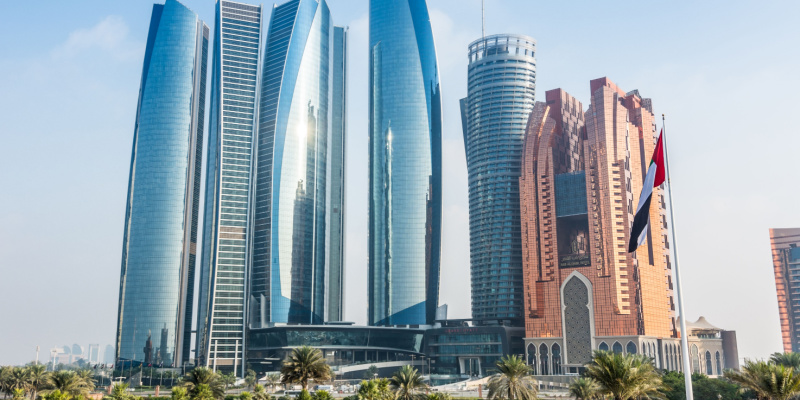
103,345,115,365
51,348,70,367
771,228,800,352
368,0,442,327
680,316,739,373
115,0,208,367
519,81,737,375
460,34,537,326
87,344,100,364
71,344,84,363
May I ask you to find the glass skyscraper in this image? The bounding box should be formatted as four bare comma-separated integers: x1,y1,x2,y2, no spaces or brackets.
196,0,262,373
460,34,536,324
250,0,346,326
115,0,207,367
368,0,442,326
327,26,348,322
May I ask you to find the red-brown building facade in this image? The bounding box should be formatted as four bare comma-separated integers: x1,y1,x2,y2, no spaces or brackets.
519,79,680,375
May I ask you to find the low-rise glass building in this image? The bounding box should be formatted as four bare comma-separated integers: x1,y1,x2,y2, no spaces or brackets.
425,320,524,386
246,320,524,385
247,324,426,379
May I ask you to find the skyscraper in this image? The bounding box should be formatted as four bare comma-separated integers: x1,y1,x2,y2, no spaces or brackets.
87,344,100,364
460,34,536,325
771,228,800,352
250,0,346,326
368,0,442,326
327,26,348,322
520,81,676,374
115,0,208,367
196,0,262,373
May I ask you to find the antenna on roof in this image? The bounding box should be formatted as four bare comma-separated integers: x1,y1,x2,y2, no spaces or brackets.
482,0,485,39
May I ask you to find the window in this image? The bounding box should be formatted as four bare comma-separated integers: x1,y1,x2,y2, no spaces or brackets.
526,343,536,369
692,345,700,373
552,344,562,375
626,341,637,355
716,352,722,375
598,342,609,352
539,344,549,376
612,342,623,354
706,351,713,375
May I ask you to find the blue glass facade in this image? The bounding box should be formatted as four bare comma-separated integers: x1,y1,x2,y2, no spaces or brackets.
554,172,588,217
251,0,344,326
115,0,208,367
197,0,262,371
368,0,442,326
327,26,348,322
460,34,536,323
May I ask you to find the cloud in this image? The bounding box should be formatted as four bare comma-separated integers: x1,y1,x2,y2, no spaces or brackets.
52,16,140,60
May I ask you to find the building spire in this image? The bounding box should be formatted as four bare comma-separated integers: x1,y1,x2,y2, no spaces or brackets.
481,0,485,39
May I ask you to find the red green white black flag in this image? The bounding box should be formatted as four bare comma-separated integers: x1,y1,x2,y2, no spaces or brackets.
628,130,666,252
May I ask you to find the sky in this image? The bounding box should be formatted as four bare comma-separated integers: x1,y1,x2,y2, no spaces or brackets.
0,0,798,367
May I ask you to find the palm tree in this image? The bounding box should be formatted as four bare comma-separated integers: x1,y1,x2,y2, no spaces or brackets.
357,379,391,400
171,386,189,400
390,366,428,400
584,350,663,400
770,353,800,370
264,374,281,393
193,384,216,400
313,390,334,400
725,360,800,400
239,392,253,400
486,355,538,400
252,384,268,400
4,368,30,398
182,367,225,399
568,377,601,400
280,346,332,390
244,370,257,390
109,383,132,400
220,373,236,391
25,364,51,400
47,370,91,398
74,370,96,393
11,389,25,400
1,366,12,399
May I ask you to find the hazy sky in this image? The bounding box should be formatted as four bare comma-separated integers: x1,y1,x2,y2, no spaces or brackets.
1,0,798,367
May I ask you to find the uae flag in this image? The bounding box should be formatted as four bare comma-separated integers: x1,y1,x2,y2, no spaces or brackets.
628,130,666,252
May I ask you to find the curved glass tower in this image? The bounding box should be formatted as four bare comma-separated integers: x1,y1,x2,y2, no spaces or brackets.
251,0,346,326
368,0,442,326
196,0,262,373
115,0,208,367
460,34,536,324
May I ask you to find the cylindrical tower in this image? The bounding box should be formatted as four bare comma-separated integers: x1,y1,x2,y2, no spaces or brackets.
461,34,536,324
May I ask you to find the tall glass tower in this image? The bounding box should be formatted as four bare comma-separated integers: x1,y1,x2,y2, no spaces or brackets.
368,0,442,326
115,0,207,368
196,0,262,374
460,34,536,324
327,26,348,322
250,0,346,326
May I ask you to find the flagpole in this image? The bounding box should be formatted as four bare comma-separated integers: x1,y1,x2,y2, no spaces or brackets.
662,114,694,400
